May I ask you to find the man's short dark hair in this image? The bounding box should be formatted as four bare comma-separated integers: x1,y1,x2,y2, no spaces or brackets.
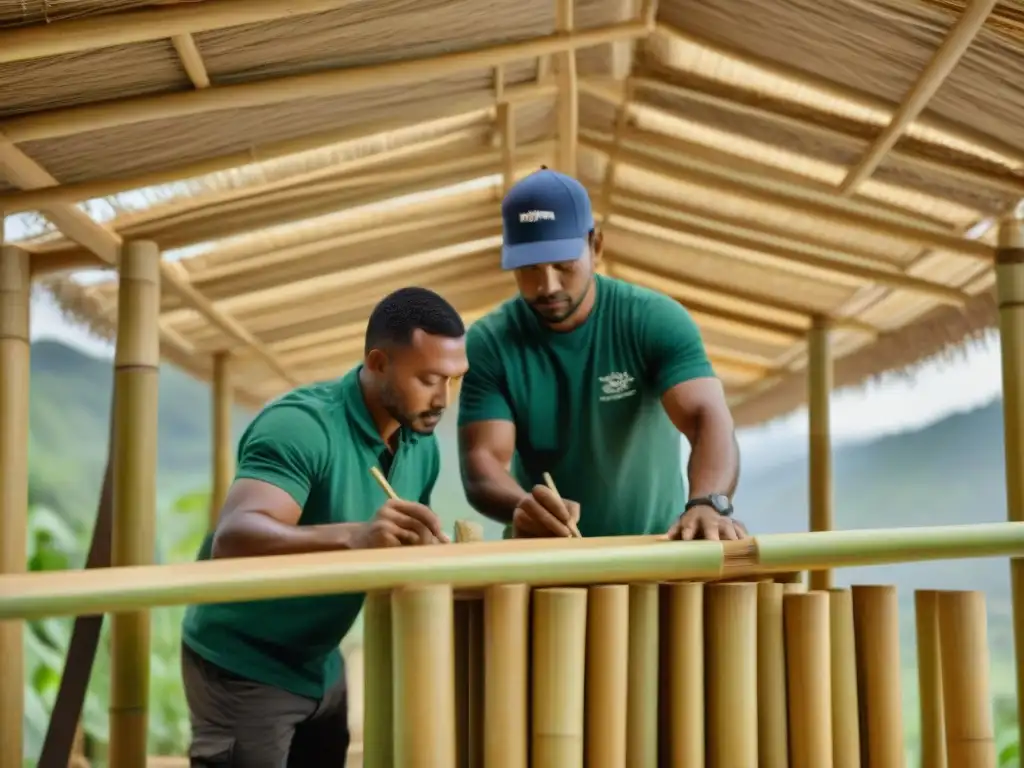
364,287,466,356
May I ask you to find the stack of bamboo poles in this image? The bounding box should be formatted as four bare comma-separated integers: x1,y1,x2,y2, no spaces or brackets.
362,570,996,768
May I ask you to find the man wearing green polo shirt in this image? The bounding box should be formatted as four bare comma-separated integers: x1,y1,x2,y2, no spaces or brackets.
458,168,746,541
181,287,468,768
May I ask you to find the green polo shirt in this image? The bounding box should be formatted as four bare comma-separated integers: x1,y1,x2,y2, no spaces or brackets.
458,275,714,538
182,366,440,699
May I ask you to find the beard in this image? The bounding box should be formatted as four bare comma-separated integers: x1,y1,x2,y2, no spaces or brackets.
526,281,592,324
380,383,444,435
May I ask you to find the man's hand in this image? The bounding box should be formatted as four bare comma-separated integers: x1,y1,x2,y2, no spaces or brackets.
665,506,748,541
512,485,580,538
351,499,451,548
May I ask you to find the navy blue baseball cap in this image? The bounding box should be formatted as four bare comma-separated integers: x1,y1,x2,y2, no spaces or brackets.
501,167,594,270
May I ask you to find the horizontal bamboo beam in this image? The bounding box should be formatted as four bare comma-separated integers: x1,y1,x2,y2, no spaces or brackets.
0,21,650,143
0,0,364,64
0,82,553,214
1,523,1023,621
581,134,993,260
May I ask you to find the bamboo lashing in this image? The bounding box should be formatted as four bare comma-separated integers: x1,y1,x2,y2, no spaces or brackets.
542,471,582,538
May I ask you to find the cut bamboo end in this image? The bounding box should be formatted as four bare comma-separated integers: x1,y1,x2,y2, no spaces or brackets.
585,585,628,768
705,582,758,767
784,591,833,768
532,587,587,768
827,589,861,768
484,584,530,768
392,584,457,768
937,590,996,768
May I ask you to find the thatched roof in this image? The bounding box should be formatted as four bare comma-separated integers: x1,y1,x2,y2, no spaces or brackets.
2,0,1021,423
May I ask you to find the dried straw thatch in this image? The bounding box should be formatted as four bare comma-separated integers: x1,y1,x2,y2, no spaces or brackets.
2,0,1023,425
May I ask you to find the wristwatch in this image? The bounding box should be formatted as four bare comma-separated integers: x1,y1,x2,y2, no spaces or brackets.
685,494,733,517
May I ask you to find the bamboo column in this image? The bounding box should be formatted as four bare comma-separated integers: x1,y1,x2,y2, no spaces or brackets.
532,587,587,768
209,351,233,530
914,590,946,768
851,585,904,767
784,591,833,768
808,315,834,590
663,582,704,768
757,581,789,768
937,591,995,768
392,584,456,768
363,592,393,768
585,585,628,768
996,214,1024,745
828,589,861,768
0,237,30,768
627,583,659,768
484,584,530,768
109,240,161,768
706,582,758,767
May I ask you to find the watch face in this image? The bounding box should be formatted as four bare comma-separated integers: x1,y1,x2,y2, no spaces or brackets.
711,494,730,512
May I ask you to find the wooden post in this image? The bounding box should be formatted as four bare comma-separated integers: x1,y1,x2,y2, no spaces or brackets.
828,588,861,768
808,315,834,590
210,351,233,530
484,584,529,768
108,240,161,768
532,587,587,768
757,581,789,768
851,585,904,767
706,583,758,767
915,590,947,768
363,592,394,768
392,585,456,767
784,592,833,768
996,214,1024,747
0,236,30,768
936,591,996,768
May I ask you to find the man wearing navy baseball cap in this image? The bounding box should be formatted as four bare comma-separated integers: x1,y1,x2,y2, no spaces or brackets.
457,167,747,541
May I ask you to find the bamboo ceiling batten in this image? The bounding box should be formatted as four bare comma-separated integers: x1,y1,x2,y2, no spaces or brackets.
1,0,1022,420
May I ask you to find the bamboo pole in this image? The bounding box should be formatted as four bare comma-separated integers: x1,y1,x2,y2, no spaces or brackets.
453,521,484,768
109,240,161,768
363,592,393,768
996,214,1024,748
828,589,861,768
585,585,628,768
663,582,703,768
851,585,904,767
392,585,456,768
6,525,1024,620
915,590,946,768
532,587,587,768
937,590,996,768
0,239,29,768
756,581,789,768
484,584,529,768
626,583,659,768
784,592,833,768
705,583,758,767
209,351,233,530
808,316,834,591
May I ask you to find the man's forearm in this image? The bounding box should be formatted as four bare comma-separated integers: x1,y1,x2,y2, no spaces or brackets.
213,511,361,558
687,421,740,499
463,466,528,525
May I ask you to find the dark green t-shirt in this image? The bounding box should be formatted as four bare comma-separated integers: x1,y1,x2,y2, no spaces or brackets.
458,275,714,537
182,365,440,699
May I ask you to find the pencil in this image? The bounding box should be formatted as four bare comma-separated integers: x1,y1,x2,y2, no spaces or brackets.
543,471,582,538
370,465,400,500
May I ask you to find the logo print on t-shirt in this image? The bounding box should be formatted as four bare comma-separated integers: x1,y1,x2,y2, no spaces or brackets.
598,371,637,402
